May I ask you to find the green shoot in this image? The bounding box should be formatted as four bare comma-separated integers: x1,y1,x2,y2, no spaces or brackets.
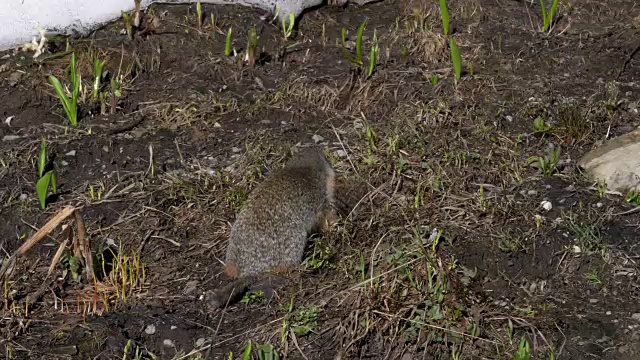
367,29,379,78
121,10,133,40
36,137,57,209
528,146,561,176
110,76,122,114
48,52,80,126
225,27,233,56
38,136,46,178
281,12,295,40
540,0,559,32
257,344,280,360
449,38,462,80
439,0,450,35
196,1,203,29
241,341,252,360
211,13,216,30
92,58,106,100
532,116,551,135
246,26,259,66
341,19,368,68
514,337,531,360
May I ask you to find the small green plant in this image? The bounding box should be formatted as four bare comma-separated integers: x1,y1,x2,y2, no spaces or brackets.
196,1,203,29
439,0,450,35
341,19,367,68
367,29,379,78
528,146,560,176
257,344,280,360
92,57,106,100
36,137,57,209
625,189,640,205
281,12,295,40
48,52,80,126
514,337,531,360
240,289,266,305
539,0,559,32
532,116,551,135
225,27,233,56
586,269,601,285
246,26,259,66
121,10,133,40
449,38,462,80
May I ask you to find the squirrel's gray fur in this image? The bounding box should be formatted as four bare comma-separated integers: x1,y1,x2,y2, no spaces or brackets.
209,146,336,308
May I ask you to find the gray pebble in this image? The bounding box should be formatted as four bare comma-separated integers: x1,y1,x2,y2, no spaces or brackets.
144,324,156,335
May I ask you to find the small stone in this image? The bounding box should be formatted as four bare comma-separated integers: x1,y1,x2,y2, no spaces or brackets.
170,325,177,330
19,194,27,201
0,63,9,72
61,160,69,166
7,71,23,86
102,146,109,153
631,313,640,321
334,149,347,158
540,200,552,211
231,147,241,153
596,202,603,208
144,324,156,335
213,122,221,128
195,338,206,347
163,339,175,348
527,190,538,196
5,115,14,126
312,134,324,143
589,298,598,304
606,311,612,315
65,150,76,156
2,135,21,141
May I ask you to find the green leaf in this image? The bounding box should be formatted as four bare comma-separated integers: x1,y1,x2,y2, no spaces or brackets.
36,171,52,209
439,0,450,35
38,136,47,178
225,27,233,56
241,341,252,360
355,19,367,65
50,171,57,193
449,38,462,80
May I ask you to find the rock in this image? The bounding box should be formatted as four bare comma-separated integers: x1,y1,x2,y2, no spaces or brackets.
65,150,76,156
2,135,20,141
195,338,206,347
631,313,640,321
540,200,552,211
144,324,156,335
312,134,324,143
578,128,640,193
7,71,22,86
162,339,175,348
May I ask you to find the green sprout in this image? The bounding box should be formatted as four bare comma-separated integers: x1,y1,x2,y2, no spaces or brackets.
121,10,133,40
532,116,551,135
92,58,106,100
48,52,80,126
540,0,559,32
196,1,203,29
36,137,57,209
225,27,233,56
246,26,259,66
528,146,561,176
439,0,450,35
281,12,295,40
449,38,462,80
367,29,379,78
341,18,367,68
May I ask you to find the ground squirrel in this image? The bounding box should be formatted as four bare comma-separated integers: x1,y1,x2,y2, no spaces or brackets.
209,146,336,308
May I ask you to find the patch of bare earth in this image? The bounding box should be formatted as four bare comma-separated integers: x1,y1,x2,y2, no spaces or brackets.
1,0,640,359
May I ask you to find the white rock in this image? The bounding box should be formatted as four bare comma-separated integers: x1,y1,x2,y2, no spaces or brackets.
162,339,175,348
65,150,76,156
540,200,552,211
334,149,348,158
2,135,20,141
195,338,206,347
144,324,156,335
578,128,640,193
19,193,27,201
312,134,324,143
5,116,14,126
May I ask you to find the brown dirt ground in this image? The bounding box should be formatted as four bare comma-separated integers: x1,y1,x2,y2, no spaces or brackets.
2,0,640,359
